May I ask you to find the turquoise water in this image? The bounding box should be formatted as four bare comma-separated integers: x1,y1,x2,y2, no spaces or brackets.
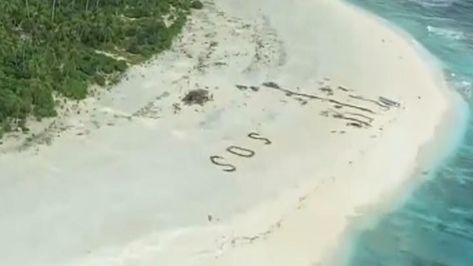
344,0,473,265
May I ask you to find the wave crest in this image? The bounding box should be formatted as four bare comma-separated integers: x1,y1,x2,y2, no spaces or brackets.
409,0,458,8
427,25,467,40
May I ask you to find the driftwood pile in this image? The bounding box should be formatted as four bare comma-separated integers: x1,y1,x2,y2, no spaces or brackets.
182,89,212,106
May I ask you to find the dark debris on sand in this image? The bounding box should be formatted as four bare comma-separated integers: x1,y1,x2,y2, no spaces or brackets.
182,89,212,106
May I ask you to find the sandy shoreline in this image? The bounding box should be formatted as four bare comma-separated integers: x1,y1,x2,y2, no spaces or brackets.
0,0,467,265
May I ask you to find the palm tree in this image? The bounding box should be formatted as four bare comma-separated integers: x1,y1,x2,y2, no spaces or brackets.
51,0,57,21
25,0,30,18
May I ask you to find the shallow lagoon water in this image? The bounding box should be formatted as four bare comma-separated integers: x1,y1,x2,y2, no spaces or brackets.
345,0,473,265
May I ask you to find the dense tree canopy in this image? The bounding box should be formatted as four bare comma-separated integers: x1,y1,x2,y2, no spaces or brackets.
0,0,195,136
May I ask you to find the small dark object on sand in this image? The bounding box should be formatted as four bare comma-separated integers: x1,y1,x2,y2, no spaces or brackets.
236,84,248,90
190,0,204,9
347,122,363,128
250,86,260,92
320,86,333,95
182,89,211,106
262,81,281,89
379,96,400,108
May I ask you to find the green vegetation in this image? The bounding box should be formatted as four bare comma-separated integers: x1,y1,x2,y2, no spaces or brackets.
191,1,204,9
0,0,195,134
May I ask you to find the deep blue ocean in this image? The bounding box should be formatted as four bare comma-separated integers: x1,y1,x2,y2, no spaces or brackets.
343,0,473,265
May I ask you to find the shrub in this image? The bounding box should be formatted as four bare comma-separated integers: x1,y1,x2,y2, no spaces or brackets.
191,1,204,9
0,0,192,136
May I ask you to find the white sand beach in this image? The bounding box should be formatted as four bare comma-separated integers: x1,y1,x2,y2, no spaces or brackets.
0,0,466,265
